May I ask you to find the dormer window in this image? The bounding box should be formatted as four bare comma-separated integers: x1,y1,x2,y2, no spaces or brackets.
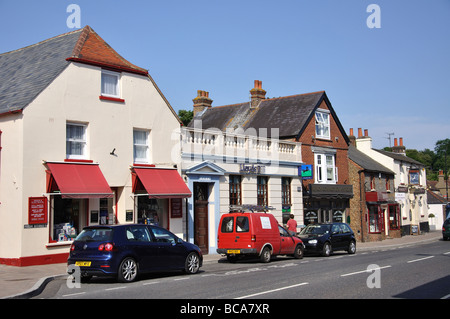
101,70,120,98
315,109,330,139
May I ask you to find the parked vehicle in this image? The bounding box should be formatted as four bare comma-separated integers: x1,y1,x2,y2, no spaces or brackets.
443,219,450,241
67,224,202,283
217,209,304,263
298,223,356,257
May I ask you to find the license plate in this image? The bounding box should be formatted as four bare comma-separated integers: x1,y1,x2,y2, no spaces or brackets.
227,250,240,254
75,261,91,267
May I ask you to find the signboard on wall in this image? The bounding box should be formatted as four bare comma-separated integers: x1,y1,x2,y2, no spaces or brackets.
28,197,48,225
171,198,183,218
299,165,313,180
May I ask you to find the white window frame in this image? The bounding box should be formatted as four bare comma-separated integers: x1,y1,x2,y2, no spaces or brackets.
315,109,330,140
101,70,121,98
133,129,150,164
66,122,88,160
315,153,337,184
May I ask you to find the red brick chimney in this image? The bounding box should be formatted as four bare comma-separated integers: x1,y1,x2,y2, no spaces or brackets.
392,137,406,155
348,128,356,147
250,80,266,108
193,90,213,116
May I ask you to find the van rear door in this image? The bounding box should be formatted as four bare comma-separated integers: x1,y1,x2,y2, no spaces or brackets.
218,214,252,252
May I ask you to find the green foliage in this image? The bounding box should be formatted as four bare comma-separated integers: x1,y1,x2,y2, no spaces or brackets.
178,109,193,126
403,138,450,180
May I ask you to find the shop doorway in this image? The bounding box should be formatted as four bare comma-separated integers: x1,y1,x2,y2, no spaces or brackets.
194,183,209,254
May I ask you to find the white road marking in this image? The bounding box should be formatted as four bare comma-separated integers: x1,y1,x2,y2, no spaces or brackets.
62,292,86,297
235,282,309,299
407,256,434,263
341,265,391,277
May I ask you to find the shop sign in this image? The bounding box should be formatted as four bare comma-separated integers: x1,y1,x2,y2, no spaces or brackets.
171,198,183,218
397,185,408,193
305,211,318,222
308,184,353,198
299,165,313,180
239,164,265,175
28,197,48,225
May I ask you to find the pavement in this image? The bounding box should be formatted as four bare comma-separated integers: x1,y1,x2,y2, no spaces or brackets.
0,230,443,299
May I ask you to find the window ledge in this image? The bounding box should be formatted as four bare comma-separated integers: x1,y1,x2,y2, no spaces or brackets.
99,96,125,103
46,241,73,248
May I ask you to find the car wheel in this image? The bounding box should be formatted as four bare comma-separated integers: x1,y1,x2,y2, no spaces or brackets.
118,257,138,283
322,242,332,257
260,247,272,263
348,241,356,254
185,252,200,274
293,244,304,259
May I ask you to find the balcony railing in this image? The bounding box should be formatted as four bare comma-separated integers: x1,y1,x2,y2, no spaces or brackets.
181,127,301,164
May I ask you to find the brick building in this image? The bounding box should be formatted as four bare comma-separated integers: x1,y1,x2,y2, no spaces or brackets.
188,81,353,235
348,129,399,242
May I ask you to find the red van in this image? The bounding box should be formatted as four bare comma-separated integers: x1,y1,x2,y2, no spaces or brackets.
217,210,304,263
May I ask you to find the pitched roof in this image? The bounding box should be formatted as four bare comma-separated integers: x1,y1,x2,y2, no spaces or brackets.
374,149,424,167
348,145,395,175
0,26,148,115
427,189,448,205
189,90,349,141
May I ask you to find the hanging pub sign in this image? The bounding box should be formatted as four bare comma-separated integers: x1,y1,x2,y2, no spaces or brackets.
28,197,48,225
299,165,313,180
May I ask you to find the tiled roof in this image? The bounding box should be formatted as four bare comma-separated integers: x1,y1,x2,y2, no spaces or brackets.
0,29,81,114
189,90,349,140
67,26,148,75
348,145,395,175
427,189,448,205
0,26,148,115
374,149,424,167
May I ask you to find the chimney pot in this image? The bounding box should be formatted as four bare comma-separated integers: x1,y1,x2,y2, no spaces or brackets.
358,128,363,138
394,138,398,147
349,128,354,136
364,129,368,137
250,80,266,108
399,137,403,146
193,89,213,116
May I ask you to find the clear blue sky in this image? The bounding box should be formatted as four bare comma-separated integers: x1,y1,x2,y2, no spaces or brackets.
1,0,449,150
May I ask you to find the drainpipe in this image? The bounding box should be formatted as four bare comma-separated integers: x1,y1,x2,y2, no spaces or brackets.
358,169,365,242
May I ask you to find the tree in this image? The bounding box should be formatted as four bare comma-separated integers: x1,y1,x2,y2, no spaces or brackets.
435,138,450,177
178,110,193,127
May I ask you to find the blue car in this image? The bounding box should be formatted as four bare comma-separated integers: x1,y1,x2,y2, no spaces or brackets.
298,223,356,257
67,224,203,282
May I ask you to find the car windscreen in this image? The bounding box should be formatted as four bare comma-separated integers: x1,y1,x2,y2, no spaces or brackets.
300,225,331,235
75,228,113,242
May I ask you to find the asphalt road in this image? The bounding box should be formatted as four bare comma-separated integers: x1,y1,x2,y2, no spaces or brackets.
37,239,450,302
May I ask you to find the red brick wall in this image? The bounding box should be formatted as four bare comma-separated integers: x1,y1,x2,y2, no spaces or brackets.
296,100,349,187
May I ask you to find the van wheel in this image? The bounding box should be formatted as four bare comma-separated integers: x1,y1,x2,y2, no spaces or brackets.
260,247,272,263
293,245,304,259
227,255,238,263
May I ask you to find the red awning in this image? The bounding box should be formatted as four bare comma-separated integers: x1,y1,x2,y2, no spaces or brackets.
46,162,113,198
132,167,191,199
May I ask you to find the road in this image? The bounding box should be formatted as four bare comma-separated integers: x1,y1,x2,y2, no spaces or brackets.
37,239,450,303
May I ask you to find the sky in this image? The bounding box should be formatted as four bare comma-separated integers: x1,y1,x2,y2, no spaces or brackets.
1,0,449,151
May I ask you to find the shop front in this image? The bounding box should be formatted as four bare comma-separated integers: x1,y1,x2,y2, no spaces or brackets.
131,166,192,237
45,162,114,244
303,184,353,226
366,191,401,239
